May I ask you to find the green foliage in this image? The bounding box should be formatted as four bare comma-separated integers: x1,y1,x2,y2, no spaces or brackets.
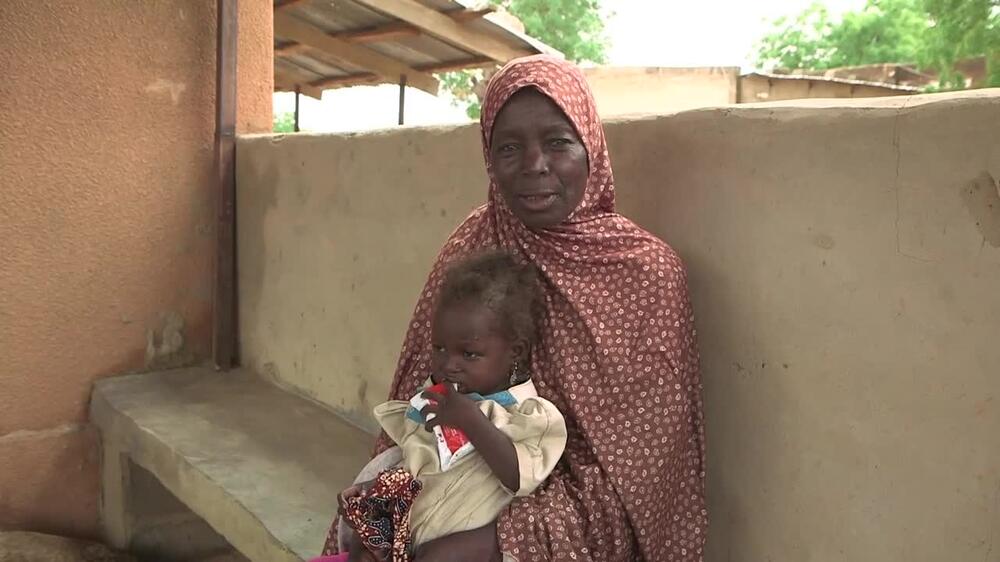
273,111,296,133
438,68,488,119
438,0,609,118
754,3,840,71
753,0,999,88
921,0,1000,87
502,0,608,64
754,0,928,70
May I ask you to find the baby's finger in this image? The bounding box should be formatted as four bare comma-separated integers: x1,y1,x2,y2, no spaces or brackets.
423,417,441,433
337,485,360,510
419,403,438,419
421,390,446,404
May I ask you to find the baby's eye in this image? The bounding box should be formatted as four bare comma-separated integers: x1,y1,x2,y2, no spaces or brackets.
432,345,446,354
463,351,481,359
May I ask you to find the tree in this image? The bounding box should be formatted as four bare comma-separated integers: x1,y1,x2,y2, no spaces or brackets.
922,0,1000,87
439,0,609,118
753,0,999,88
273,111,295,133
504,0,608,62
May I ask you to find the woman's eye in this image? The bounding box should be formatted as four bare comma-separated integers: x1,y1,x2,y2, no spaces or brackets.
498,143,518,153
549,137,572,147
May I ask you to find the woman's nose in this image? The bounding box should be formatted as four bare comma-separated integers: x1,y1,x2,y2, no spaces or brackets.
521,143,549,175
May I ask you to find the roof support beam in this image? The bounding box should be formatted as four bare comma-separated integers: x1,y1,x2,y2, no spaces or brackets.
274,0,310,9
275,69,324,99
273,8,495,56
340,8,495,43
274,11,439,95
351,0,532,62
307,57,495,91
275,43,309,57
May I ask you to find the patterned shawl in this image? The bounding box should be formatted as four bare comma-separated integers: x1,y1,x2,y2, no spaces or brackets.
381,55,707,561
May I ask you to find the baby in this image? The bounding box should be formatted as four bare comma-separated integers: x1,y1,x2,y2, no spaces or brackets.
321,251,567,562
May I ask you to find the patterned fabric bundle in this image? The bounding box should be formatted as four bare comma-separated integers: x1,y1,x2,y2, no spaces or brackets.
324,467,422,562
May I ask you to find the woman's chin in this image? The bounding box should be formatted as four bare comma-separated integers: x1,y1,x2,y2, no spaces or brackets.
515,208,569,230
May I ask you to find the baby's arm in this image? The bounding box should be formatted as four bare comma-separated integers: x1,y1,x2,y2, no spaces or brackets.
419,387,520,492
461,411,520,492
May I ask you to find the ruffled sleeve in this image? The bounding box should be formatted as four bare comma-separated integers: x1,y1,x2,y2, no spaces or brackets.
494,397,567,497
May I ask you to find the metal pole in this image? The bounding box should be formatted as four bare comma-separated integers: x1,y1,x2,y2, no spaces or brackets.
294,85,301,132
212,0,238,370
398,75,406,125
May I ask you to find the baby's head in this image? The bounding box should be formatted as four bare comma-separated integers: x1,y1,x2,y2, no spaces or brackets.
430,251,543,395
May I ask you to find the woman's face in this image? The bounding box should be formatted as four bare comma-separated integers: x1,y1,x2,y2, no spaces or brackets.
490,89,589,229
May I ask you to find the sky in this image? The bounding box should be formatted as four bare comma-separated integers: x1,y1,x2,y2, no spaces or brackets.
603,0,865,69
276,0,868,132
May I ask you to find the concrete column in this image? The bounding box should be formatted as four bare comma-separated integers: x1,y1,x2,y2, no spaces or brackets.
99,442,133,550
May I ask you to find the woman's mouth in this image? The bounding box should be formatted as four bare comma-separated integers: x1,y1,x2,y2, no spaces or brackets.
518,192,558,211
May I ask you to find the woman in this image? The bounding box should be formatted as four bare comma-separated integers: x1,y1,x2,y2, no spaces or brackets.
379,55,706,561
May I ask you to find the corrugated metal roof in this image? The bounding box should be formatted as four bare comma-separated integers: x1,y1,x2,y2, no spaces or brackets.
746,72,923,93
273,0,560,98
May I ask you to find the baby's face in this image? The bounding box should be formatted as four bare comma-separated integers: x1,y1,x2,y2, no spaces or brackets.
430,301,516,395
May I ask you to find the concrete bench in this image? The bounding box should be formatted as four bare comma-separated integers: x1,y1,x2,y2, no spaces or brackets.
91,367,373,562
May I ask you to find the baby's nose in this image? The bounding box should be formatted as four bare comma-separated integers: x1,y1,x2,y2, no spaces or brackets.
444,356,463,373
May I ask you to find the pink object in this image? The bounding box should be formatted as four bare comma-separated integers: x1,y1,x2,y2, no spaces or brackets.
308,555,349,562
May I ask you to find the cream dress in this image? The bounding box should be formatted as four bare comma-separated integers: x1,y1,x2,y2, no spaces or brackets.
373,379,567,548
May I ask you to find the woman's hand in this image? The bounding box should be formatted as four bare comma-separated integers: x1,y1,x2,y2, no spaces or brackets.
413,521,501,562
420,385,482,434
345,531,387,562
341,493,389,562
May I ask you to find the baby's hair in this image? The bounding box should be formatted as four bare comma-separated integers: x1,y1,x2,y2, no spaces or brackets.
436,251,544,355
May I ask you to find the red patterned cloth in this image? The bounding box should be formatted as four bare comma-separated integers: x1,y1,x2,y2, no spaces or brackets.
378,55,707,561
333,467,422,562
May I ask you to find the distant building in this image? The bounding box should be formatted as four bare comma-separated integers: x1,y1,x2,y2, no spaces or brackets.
782,56,989,89
580,66,919,118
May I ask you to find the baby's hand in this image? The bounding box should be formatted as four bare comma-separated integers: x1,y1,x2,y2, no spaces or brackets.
337,479,374,516
420,384,482,433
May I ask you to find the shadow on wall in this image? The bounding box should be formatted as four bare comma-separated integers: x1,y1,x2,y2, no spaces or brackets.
0,425,100,539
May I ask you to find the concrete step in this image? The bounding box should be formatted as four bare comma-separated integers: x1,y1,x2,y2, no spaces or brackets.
91,367,373,562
